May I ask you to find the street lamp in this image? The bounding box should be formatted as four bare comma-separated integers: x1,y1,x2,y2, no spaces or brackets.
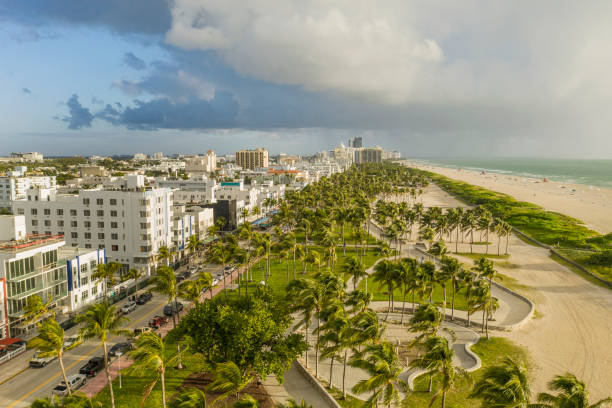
116,351,122,389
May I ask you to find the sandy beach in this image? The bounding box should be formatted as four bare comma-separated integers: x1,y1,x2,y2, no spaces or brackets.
407,163,612,234
415,183,612,400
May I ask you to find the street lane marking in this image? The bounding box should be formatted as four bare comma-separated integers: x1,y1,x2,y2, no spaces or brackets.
8,303,164,408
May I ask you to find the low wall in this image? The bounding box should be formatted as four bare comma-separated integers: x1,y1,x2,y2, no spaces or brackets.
294,359,342,408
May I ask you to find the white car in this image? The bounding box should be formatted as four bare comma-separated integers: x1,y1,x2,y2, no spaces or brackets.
29,352,57,367
121,301,137,314
52,374,87,396
63,335,82,350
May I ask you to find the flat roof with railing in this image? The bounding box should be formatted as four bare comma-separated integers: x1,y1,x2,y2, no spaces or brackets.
0,234,64,253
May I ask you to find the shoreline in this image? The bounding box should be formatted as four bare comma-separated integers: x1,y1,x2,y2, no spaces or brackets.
405,162,612,234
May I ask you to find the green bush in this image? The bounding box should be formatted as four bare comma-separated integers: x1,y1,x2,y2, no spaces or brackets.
585,250,612,267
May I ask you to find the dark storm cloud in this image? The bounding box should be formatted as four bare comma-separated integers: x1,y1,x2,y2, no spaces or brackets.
61,94,93,130
0,0,171,35
123,52,146,70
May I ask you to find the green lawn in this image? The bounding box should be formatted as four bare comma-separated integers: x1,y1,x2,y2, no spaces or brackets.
556,249,612,283
403,337,530,407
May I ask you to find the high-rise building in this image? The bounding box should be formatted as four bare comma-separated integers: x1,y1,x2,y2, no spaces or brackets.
235,148,269,170
0,169,56,209
353,136,363,148
354,147,383,164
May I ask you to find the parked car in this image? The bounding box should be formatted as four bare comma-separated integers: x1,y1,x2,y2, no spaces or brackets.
133,327,152,338
148,315,169,329
176,275,186,283
179,271,190,280
29,352,57,367
59,318,76,331
212,278,220,286
79,356,105,377
189,267,198,274
51,374,87,396
135,292,153,305
62,335,82,350
163,302,183,316
108,342,133,359
120,301,137,314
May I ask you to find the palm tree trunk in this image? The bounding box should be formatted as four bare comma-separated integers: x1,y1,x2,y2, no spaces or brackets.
506,235,510,255
442,285,447,321
342,350,347,399
329,356,334,388
451,281,456,321
442,390,446,408
315,311,320,378
401,290,406,324
498,234,501,256
222,261,227,298
391,283,395,313
486,230,489,254
103,342,116,408
482,307,486,333
58,354,71,396
174,296,183,369
305,323,309,368
161,369,167,408
428,374,433,393
412,291,416,313
455,227,459,253
293,250,296,279
470,230,474,254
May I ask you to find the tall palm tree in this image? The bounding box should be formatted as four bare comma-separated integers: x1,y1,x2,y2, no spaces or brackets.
535,373,612,408
129,332,182,408
207,361,253,406
372,259,397,320
62,392,103,408
92,261,120,302
30,396,61,408
124,268,143,291
233,395,259,408
150,265,183,369
408,304,443,340
350,341,406,408
276,399,313,408
471,357,532,408
461,211,477,254
28,318,75,396
187,235,201,257
76,303,128,408
460,269,478,327
439,257,462,321
342,256,366,290
157,245,177,267
395,257,418,323
208,239,237,296
420,261,437,303
409,335,453,395
318,301,353,397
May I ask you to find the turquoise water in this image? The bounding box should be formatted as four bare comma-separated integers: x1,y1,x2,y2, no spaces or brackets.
409,158,612,188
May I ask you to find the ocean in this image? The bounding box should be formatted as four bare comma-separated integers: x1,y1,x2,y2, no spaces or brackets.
409,158,612,189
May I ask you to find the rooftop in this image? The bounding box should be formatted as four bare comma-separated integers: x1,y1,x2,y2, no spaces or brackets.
0,234,64,252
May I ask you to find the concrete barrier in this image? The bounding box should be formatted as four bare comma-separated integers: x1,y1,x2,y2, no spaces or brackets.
294,359,342,408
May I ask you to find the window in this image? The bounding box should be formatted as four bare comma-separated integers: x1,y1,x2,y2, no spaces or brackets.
111,233,118,240
140,211,147,217
57,209,63,216
140,223,148,229
71,232,78,238
70,209,77,216
81,276,89,285
17,208,24,215
91,285,98,295
84,210,90,216
58,231,64,236
96,198,103,205
90,260,97,270
31,219,38,226
111,222,118,228
84,232,91,239
44,209,50,215
111,245,119,251
44,220,51,227
8,256,35,279
82,290,89,300
140,245,151,252
70,220,78,227
97,222,104,228
110,210,117,217
31,209,37,215
57,220,64,227
98,244,105,249
110,199,117,205
96,210,104,217
45,231,51,235
98,233,105,239
42,249,57,266
85,244,92,248
84,221,91,228
80,263,88,272
83,198,90,205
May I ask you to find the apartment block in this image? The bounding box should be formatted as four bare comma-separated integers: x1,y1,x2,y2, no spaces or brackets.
235,148,269,170
155,176,218,205
184,150,217,175
354,147,383,164
0,169,56,209
12,177,173,274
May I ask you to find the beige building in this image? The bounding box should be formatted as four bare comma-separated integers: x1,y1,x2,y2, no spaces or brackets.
236,148,269,170
354,147,383,164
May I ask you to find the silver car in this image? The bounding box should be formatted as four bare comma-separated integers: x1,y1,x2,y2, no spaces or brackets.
51,374,87,396
121,301,137,314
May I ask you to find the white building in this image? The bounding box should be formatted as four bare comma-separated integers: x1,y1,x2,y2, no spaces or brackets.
60,246,106,312
184,150,217,175
0,169,57,209
154,176,218,205
152,152,164,160
0,278,7,339
133,153,148,161
10,152,43,163
217,181,259,214
12,176,174,274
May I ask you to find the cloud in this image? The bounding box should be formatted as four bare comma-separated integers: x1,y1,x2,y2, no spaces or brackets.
61,94,93,130
22,87,31,94
91,97,104,105
123,52,146,70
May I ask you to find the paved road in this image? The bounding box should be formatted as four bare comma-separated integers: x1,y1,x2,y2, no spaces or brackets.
0,262,220,408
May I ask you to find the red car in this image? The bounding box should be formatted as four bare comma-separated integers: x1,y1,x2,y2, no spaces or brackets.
148,315,169,329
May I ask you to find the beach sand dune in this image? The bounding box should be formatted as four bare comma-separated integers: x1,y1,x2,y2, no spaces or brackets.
416,184,612,400
411,164,612,234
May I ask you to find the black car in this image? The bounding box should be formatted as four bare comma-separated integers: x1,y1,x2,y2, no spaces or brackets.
176,275,186,283
163,302,183,316
107,342,133,359
135,292,153,305
79,356,105,377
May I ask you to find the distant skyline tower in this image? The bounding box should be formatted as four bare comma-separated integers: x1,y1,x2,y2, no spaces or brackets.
353,136,363,148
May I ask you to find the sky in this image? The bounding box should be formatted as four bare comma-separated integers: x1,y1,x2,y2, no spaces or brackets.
1,1,612,157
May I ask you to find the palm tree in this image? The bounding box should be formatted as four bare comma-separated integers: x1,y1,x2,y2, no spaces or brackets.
307,250,324,273
503,222,513,255
92,261,120,302
150,265,183,369
287,278,315,369
439,257,462,321
62,392,103,408
170,387,208,408
409,335,454,396
23,294,54,324
276,399,313,408
395,257,418,323
460,269,478,327
207,361,253,405
129,332,182,408
233,396,259,408
471,357,532,408
208,239,237,296
187,235,201,257
372,260,397,320
28,318,74,396
318,302,354,397
420,261,437,303
535,373,612,408
350,341,406,408
343,256,366,290
76,303,128,408
408,304,443,340
30,396,61,408
461,211,477,254
157,245,177,267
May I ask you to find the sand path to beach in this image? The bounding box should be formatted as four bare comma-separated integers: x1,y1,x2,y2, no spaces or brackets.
416,184,612,400
410,163,612,234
